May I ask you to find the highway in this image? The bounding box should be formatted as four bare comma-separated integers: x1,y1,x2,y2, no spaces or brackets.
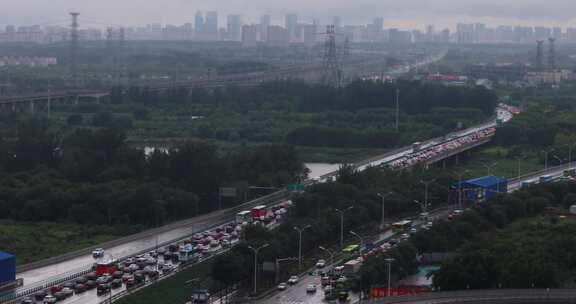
0,105,513,304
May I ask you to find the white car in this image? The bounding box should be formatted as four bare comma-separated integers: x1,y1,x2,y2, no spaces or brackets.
288,275,299,285
43,295,57,304
306,284,317,293
315,259,326,268
277,282,288,290
92,248,105,258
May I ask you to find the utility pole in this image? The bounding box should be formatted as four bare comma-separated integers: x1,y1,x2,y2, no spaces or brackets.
69,12,80,88
334,206,353,248
385,258,395,297
395,88,400,132
293,225,311,270
248,244,269,295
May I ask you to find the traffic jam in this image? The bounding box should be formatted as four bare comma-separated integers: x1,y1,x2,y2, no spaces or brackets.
388,127,497,170
17,201,292,304
272,210,467,303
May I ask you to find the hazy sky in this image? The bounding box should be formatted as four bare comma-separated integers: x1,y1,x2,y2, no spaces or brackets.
2,0,576,29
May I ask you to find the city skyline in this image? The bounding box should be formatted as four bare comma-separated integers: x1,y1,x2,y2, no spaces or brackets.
2,0,576,30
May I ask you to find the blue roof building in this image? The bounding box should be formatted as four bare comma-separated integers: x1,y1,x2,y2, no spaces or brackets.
453,176,508,203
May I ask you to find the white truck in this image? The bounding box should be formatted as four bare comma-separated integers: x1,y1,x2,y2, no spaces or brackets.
343,259,362,276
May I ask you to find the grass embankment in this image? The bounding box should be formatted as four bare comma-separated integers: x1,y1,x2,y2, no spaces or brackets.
462,146,542,179
0,221,123,265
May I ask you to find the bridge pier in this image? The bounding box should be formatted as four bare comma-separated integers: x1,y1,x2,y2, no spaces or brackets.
29,100,35,113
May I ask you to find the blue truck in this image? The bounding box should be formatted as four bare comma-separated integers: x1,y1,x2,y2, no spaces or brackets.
0,252,16,290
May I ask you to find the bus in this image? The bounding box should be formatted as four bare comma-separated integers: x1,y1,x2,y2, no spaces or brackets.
392,220,413,232
235,210,252,224
342,244,359,253
251,205,267,220
539,175,554,183
521,179,537,188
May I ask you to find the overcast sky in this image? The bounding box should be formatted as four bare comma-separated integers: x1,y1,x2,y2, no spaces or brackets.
2,0,576,30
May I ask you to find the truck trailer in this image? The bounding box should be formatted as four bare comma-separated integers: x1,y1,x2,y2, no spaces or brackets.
0,252,16,289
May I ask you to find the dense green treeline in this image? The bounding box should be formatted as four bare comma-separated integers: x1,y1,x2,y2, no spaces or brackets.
0,117,307,227
115,80,497,115
409,181,576,290
354,181,576,292
91,80,494,150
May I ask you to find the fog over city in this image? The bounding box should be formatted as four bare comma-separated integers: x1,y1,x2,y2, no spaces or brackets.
2,0,576,28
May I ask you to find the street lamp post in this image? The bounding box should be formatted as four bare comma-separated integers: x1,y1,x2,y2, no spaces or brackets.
568,143,576,169
385,258,395,297
453,170,469,210
414,200,428,213
552,154,563,167
420,179,436,211
293,225,311,270
349,231,364,254
377,192,393,230
334,206,354,249
319,246,335,264
248,244,269,295
543,149,554,171
481,161,498,176
515,156,523,179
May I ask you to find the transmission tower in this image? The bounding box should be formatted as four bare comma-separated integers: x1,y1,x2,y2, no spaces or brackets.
322,25,342,87
536,40,544,71
548,37,556,71
117,28,126,87
69,12,80,88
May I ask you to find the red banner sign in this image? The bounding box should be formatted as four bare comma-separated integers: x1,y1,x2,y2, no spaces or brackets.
370,287,430,298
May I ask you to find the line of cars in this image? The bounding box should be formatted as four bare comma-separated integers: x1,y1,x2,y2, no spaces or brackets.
389,127,497,170
18,200,295,304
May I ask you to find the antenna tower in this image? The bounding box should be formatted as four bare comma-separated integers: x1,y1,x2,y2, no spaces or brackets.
69,12,80,88
536,40,544,71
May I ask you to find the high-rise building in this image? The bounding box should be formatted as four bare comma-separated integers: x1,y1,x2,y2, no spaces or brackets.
333,16,341,31
285,14,298,42
457,23,474,44
426,25,435,42
373,17,384,32
303,24,317,47
388,28,412,44
195,11,204,33
267,25,289,47
259,15,271,41
241,24,258,47
227,14,242,41
205,11,219,40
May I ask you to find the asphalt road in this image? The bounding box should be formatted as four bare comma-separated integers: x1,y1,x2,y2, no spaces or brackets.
18,208,229,287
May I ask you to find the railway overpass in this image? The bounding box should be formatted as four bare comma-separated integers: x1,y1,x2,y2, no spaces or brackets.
0,90,110,113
